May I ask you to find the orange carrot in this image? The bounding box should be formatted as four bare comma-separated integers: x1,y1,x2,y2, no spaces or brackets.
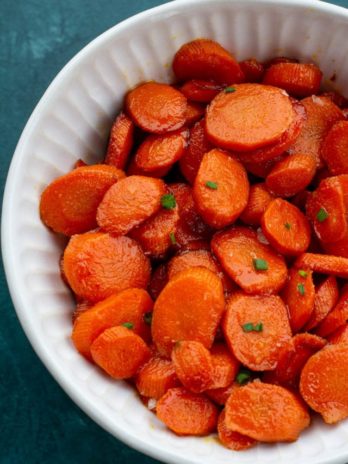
265,56,299,67
148,264,168,300
40,165,125,235
328,324,348,344
206,384,235,406
242,155,284,179
180,79,224,103
300,343,348,424
294,253,348,278
239,58,265,83
185,101,205,126
152,267,225,357
304,276,339,331
240,183,274,226
173,39,244,85
105,112,134,169
72,299,92,323
321,121,348,175
156,387,219,436
323,232,348,258
209,343,240,389
315,286,348,337
135,356,180,399
63,233,150,303
218,410,256,451
126,82,187,134
212,226,288,295
223,293,291,370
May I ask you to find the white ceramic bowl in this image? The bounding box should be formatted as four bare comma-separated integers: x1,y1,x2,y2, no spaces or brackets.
2,0,348,463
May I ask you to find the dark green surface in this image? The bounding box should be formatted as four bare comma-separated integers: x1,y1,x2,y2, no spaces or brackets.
1,1,348,463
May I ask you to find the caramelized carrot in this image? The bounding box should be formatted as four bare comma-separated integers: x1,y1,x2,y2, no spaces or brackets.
206,384,235,406
218,411,256,451
105,112,134,169
185,101,205,126
328,324,348,344
210,344,240,389
240,183,274,226
323,232,348,258
321,121,348,175
242,155,284,179
135,356,180,399
304,276,339,331
265,56,299,67
315,286,348,337
180,79,223,103
294,253,348,278
239,58,265,83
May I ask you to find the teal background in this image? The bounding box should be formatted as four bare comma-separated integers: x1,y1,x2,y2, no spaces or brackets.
0,1,347,463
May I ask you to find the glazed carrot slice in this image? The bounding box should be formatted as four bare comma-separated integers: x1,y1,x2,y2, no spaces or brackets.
90,326,151,379
63,233,150,303
225,382,310,442
135,357,180,399
72,299,92,323
306,176,347,243
265,56,299,67
185,101,205,126
304,276,339,331
173,38,244,85
126,157,170,178
96,176,166,236
239,58,265,83
281,268,315,332
240,183,274,227
242,155,284,179
323,232,348,258
263,63,322,97
210,344,240,389
223,293,291,370
315,286,348,337
205,84,294,151
126,82,187,134
321,121,348,175
105,112,134,169
328,324,348,344
152,267,225,356
134,129,189,173
266,153,316,197
148,264,168,300
71,288,153,359
212,227,288,295
206,384,235,406
261,198,311,256
288,96,344,167
180,79,223,103
172,341,213,393
218,411,256,451
156,387,218,436
193,149,249,228
40,165,125,235
300,343,348,424
294,253,348,278
179,119,212,184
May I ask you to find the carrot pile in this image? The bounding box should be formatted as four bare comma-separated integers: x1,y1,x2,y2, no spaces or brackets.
40,38,348,450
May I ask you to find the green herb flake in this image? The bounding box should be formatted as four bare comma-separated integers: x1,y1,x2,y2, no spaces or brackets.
254,322,263,332
317,207,329,222
253,258,268,271
122,322,134,329
144,312,153,326
284,222,291,230
236,369,252,385
297,283,305,296
224,86,236,93
205,181,218,190
298,270,308,278
242,322,263,333
169,232,177,245
161,194,176,210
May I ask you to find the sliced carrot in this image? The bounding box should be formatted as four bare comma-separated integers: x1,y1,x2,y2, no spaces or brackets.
294,253,348,278
225,381,310,442
180,79,224,103
126,157,170,178
74,159,87,168
63,233,151,303
261,198,311,256
152,267,225,357
193,149,249,228
206,384,235,406
328,324,348,344
134,129,188,174
240,183,274,227
304,276,339,331
148,264,168,300
265,56,299,67
156,387,218,436
72,299,92,323
185,101,205,126
105,112,134,169
300,343,348,424
212,226,288,295
242,155,284,179
263,63,322,97
218,410,256,451
135,356,180,399
71,288,153,359
306,176,347,243
173,38,244,85
40,165,125,235
321,121,348,175
315,286,348,337
126,82,187,134
288,95,344,167
179,119,212,184
266,153,316,197
96,175,166,236
320,91,348,109
239,58,265,83
90,326,151,379
323,232,348,258
210,344,240,389
223,293,291,370
292,190,311,212
206,84,294,152
179,240,210,252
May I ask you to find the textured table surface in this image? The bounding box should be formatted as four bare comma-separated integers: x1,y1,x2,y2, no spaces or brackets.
1,1,347,463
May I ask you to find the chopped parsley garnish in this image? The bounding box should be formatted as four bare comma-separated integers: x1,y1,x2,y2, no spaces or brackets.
169,232,177,245
224,86,236,93
253,258,268,271
297,283,305,296
242,322,263,333
122,322,134,329
298,270,308,278
284,222,291,230
161,194,176,209
236,369,252,385
317,207,329,222
205,181,218,190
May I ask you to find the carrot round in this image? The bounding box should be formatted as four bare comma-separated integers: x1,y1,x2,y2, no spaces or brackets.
261,198,311,256
156,387,218,436
294,253,348,278
304,276,339,331
126,82,187,134
152,267,225,357
315,286,348,337
180,79,223,103
72,299,92,323
328,324,348,344
323,232,348,258
90,325,150,379
210,344,240,389
205,84,294,151
300,343,348,424
263,63,322,97
225,382,310,442
240,183,274,226
321,121,348,175
135,356,180,399
206,384,235,406
105,112,134,169
266,153,317,197
223,293,291,370
212,226,288,295
71,288,153,359
193,149,249,228
185,101,205,126
96,175,166,236
265,56,299,67
63,233,150,303
40,165,125,235
242,156,283,179
148,264,168,300
173,38,244,85
218,411,256,451
239,58,265,83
